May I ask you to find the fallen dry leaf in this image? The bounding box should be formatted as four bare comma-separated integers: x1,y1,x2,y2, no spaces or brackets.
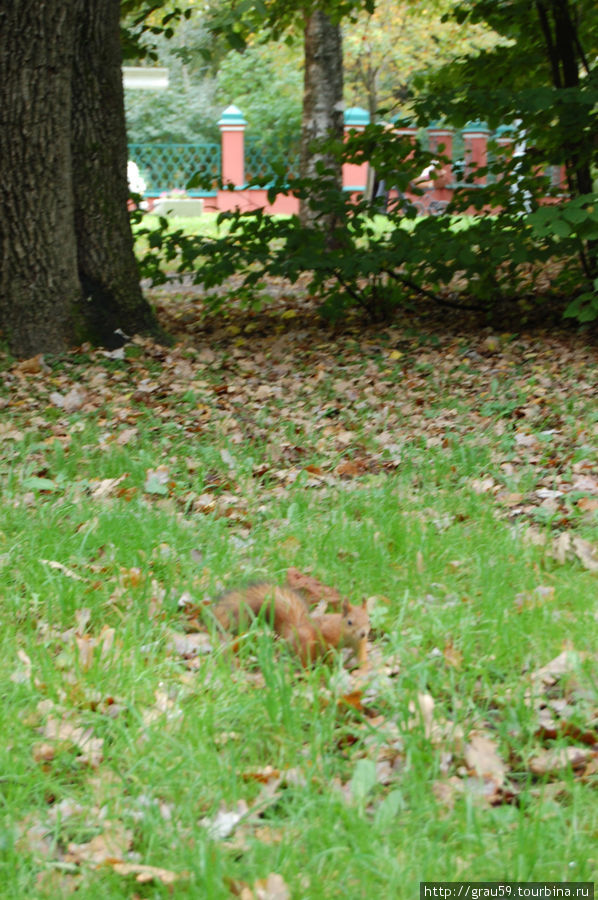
89,474,128,499
407,693,436,739
50,386,87,413
443,641,463,669
167,629,213,659
571,536,598,572
110,862,187,885
32,743,56,763
252,873,291,900
530,650,585,688
0,422,24,441
41,717,104,767
15,353,50,374
528,747,597,776
464,733,507,786
200,800,249,839
432,777,462,810
41,559,86,582
144,465,170,495
10,649,32,684
65,824,132,864
242,765,281,785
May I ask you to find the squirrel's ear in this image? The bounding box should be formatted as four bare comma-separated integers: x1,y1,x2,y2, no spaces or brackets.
341,598,350,615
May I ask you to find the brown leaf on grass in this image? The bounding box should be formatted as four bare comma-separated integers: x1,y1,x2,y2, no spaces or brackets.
443,641,463,669
552,531,571,564
32,743,56,763
285,567,342,604
550,532,598,570
571,536,598,572
252,873,291,900
523,526,548,547
15,353,50,374
530,650,586,688
338,690,365,713
469,476,495,494
167,629,213,659
75,607,91,632
407,693,436,739
572,474,598,493
143,465,170,495
432,777,462,810
242,765,280,785
50,386,88,413
528,747,597,777
335,458,370,477
528,649,597,752
464,733,507,786
200,800,250,839
514,584,555,611
41,559,87,582
110,863,187,885
535,714,598,747
253,826,285,846
35,869,81,897
65,823,133,864
10,649,32,684
461,775,518,807
120,566,143,588
514,431,539,449
229,870,292,898
0,421,24,441
115,426,138,446
89,475,128,500
16,818,55,859
41,717,104,767
75,635,94,671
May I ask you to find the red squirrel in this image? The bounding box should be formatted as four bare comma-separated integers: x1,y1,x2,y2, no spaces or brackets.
211,582,370,667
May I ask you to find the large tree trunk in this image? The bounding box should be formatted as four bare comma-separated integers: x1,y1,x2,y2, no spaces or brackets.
0,1,81,357
299,9,344,230
72,0,157,346
0,1,159,357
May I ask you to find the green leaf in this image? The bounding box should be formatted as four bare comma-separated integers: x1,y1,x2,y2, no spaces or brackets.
374,790,404,828
22,477,60,492
349,759,378,805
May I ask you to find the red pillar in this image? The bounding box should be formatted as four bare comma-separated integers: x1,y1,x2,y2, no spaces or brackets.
218,105,247,189
427,124,454,203
462,121,490,184
343,106,370,193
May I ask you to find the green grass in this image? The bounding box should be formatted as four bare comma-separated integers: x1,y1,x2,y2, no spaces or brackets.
0,328,596,897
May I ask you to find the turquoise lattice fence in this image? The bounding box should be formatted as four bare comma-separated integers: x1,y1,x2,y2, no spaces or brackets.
128,143,221,196
244,137,300,183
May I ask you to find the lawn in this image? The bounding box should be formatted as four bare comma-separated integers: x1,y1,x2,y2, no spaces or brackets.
0,298,596,897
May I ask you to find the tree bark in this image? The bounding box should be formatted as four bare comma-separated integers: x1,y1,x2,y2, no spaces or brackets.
299,9,344,229
72,0,158,346
0,1,81,356
0,1,159,357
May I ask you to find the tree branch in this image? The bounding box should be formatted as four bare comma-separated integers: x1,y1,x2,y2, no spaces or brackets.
382,268,488,312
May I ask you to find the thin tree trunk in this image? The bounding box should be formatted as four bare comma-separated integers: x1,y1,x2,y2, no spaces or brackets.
535,0,596,277
0,1,80,357
72,0,158,346
300,9,344,230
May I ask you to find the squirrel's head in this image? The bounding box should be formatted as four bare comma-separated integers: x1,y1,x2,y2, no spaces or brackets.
341,598,370,642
